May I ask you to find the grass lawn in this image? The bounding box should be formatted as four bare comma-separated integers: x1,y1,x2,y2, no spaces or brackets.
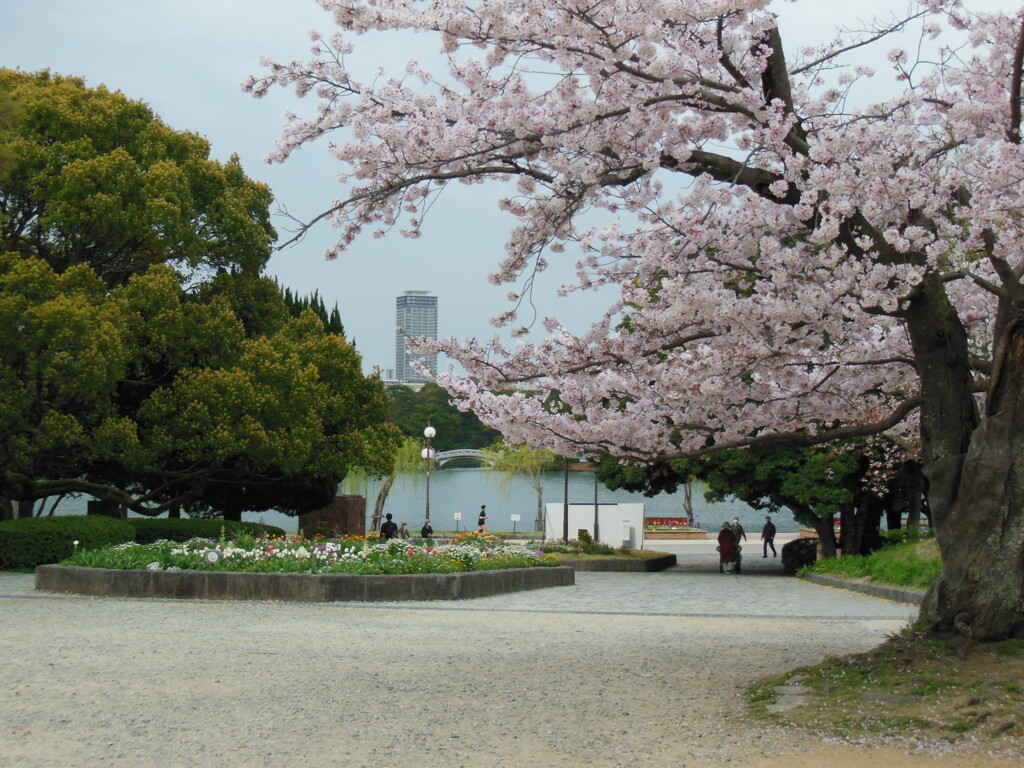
751,535,1024,754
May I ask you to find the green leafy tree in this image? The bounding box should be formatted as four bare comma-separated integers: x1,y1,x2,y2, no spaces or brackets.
0,256,401,521
0,69,275,285
0,70,400,520
599,442,912,558
387,382,499,452
0,255,127,516
280,285,345,335
0,85,19,181
134,308,400,519
198,272,292,339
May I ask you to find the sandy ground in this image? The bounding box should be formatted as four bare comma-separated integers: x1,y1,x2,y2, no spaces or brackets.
0,568,1014,768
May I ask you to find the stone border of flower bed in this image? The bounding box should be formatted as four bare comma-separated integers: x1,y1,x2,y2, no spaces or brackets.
555,553,676,572
34,565,575,602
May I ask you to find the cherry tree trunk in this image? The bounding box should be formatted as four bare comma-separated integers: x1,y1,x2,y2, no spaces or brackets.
924,320,1024,640
907,275,1024,639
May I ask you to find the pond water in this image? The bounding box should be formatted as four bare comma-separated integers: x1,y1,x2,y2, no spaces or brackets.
49,468,801,537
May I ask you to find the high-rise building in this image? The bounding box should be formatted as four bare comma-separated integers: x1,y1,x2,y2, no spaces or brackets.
395,290,438,383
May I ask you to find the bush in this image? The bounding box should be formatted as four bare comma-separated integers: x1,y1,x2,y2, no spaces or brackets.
0,515,136,570
781,537,818,575
575,530,616,555
881,525,934,545
128,518,286,545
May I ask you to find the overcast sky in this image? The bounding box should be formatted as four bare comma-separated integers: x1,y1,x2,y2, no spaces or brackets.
1,0,1018,375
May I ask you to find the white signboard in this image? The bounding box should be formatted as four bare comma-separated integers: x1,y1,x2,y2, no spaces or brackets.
544,503,645,548
510,514,521,522
454,511,462,521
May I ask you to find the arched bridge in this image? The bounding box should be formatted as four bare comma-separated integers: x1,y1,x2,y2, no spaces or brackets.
433,449,494,467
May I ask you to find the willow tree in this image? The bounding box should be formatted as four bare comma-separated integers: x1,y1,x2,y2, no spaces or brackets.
483,443,560,532
344,437,425,532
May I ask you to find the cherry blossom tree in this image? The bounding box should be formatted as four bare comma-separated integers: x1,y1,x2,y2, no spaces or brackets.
249,1,1024,640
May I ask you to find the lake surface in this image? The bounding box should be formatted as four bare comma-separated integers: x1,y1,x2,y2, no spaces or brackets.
50,468,800,537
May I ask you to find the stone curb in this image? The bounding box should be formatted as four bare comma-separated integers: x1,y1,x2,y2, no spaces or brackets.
34,565,575,602
556,553,677,572
804,573,925,605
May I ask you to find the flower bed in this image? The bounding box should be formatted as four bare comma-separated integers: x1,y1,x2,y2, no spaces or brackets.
645,517,690,527
643,517,705,533
38,531,572,602
643,518,707,539
61,531,559,575
532,530,618,556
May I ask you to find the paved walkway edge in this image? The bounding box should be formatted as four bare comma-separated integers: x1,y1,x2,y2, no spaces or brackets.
805,573,925,605
34,564,575,602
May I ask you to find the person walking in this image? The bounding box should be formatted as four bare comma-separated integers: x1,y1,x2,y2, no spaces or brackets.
730,516,747,543
477,505,488,533
761,516,777,558
730,516,746,573
379,513,398,540
717,521,738,574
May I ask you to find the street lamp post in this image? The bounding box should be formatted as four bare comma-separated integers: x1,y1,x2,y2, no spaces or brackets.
422,425,436,525
562,456,570,542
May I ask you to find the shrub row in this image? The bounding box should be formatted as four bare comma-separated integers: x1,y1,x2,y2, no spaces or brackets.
0,516,135,570
0,516,287,570
128,518,285,544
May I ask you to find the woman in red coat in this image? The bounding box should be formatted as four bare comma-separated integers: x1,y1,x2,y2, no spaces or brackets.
717,521,738,573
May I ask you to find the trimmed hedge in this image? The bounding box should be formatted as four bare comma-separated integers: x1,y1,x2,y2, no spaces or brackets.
0,517,291,570
781,536,819,575
0,516,136,570
128,518,287,544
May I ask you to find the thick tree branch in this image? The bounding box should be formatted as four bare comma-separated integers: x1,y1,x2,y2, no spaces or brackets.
1009,17,1024,144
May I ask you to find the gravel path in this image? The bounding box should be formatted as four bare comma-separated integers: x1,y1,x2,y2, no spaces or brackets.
0,567,926,768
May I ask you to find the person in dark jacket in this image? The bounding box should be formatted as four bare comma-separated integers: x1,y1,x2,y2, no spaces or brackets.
421,521,433,540
379,513,398,539
762,516,777,557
